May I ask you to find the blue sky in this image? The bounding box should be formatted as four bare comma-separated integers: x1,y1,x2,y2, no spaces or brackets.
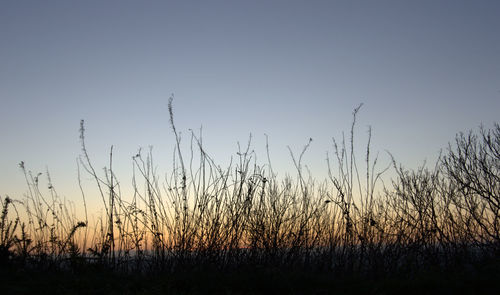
1,0,499,209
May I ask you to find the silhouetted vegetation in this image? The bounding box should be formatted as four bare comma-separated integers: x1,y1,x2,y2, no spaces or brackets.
1,99,499,293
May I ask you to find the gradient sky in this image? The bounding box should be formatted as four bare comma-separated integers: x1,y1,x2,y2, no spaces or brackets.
1,0,499,211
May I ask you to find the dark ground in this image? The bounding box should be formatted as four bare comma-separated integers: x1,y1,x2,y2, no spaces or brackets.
1,262,499,295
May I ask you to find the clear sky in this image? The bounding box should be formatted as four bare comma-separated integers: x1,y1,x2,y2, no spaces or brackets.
1,0,499,211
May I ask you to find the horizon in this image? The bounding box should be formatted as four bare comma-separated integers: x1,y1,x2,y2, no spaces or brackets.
1,3,500,292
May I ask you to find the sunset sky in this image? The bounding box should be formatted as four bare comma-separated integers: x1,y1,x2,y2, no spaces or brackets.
1,0,499,211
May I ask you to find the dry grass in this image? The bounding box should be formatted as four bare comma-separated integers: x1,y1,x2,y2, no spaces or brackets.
1,100,499,293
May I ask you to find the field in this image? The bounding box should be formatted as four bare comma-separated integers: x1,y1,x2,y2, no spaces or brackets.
1,102,499,294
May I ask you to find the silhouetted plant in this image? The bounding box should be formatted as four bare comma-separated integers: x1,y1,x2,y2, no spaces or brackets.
2,99,499,284
441,124,500,248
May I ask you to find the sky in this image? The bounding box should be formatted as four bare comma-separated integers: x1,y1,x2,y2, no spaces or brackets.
1,0,499,212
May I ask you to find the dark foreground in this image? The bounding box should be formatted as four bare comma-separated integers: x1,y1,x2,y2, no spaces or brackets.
2,262,499,295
